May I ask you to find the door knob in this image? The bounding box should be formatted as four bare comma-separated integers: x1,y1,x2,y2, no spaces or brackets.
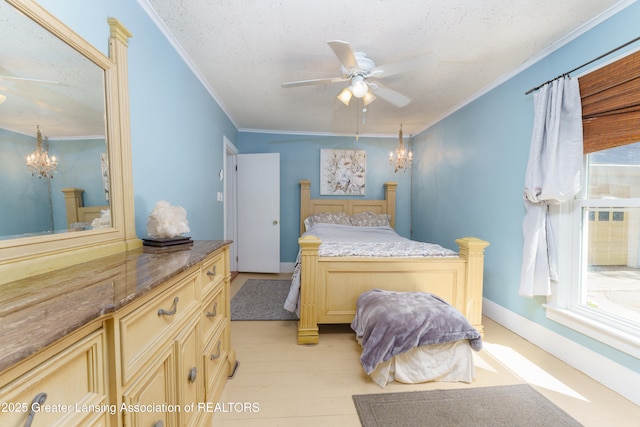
273,220,278,225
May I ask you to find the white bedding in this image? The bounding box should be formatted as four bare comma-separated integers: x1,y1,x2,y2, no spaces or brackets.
298,223,458,257
367,339,475,387
283,223,458,315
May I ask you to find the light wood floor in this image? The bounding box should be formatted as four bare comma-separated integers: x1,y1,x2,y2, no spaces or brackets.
214,273,640,426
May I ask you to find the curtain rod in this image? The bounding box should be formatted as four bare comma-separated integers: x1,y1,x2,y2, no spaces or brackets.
524,35,640,95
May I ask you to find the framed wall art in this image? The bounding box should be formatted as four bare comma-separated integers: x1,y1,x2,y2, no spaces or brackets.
320,149,366,195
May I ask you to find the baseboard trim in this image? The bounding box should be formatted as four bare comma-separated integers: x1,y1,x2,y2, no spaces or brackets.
483,298,640,406
280,262,295,273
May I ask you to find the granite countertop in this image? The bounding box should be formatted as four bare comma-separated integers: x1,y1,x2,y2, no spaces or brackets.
0,240,231,374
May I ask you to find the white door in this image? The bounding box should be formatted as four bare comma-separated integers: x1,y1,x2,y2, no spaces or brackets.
237,153,280,272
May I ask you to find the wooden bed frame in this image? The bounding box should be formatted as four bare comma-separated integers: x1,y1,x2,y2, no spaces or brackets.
61,187,108,228
296,180,489,345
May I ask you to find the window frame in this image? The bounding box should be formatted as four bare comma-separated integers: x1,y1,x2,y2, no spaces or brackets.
548,187,640,359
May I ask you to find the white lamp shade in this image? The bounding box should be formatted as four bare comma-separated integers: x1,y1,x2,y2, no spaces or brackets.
337,87,352,105
362,91,376,105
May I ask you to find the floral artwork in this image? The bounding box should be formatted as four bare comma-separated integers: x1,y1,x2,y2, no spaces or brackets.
320,149,366,195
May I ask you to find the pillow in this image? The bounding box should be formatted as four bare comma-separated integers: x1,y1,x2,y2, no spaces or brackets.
304,212,351,230
349,211,391,227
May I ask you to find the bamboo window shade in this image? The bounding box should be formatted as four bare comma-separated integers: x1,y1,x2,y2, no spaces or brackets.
579,48,640,154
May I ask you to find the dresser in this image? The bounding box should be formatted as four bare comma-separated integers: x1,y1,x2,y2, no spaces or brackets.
0,241,235,427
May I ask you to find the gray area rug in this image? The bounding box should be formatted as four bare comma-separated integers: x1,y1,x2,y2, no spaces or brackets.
231,279,298,321
353,384,583,427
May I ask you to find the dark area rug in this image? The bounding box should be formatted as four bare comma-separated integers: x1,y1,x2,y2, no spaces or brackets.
352,384,583,427
231,279,298,321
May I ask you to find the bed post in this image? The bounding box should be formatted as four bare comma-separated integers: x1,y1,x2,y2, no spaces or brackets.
455,237,489,336
384,182,397,229
300,180,311,236
61,187,84,226
297,235,322,344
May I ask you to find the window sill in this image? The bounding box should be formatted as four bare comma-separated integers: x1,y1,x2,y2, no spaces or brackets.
545,305,640,359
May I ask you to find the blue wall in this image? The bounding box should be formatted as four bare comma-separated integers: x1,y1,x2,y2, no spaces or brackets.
0,129,49,236
410,2,640,374
37,0,238,240
2,129,118,235
237,132,412,263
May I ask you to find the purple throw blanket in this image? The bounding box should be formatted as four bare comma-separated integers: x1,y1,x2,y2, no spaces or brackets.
351,289,482,374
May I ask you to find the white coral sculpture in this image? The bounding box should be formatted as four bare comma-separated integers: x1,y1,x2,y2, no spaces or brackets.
146,200,190,239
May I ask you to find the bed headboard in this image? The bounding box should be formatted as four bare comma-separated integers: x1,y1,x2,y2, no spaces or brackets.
299,180,397,235
61,187,109,228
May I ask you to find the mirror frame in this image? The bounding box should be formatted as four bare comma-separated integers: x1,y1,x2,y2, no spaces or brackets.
0,0,140,285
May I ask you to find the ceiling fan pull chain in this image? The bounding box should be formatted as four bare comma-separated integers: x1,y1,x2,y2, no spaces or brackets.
355,99,359,141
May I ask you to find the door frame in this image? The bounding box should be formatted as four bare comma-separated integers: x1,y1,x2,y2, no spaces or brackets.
223,136,238,273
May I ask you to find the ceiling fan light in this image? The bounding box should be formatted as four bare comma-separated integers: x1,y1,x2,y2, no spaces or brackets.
337,87,352,105
362,91,376,106
351,76,368,98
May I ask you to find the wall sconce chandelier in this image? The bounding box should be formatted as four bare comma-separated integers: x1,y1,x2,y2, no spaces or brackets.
26,125,57,179
390,124,412,173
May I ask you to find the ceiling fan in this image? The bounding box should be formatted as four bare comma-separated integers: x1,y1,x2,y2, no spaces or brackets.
281,40,437,108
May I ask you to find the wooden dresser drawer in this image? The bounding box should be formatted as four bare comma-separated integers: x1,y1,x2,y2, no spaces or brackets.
122,345,175,427
0,330,106,427
175,318,203,427
81,411,110,427
201,284,226,343
203,327,229,402
201,251,225,296
119,269,199,384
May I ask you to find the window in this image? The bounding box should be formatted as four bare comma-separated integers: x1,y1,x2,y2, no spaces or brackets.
550,143,640,357
581,143,640,326
547,49,640,357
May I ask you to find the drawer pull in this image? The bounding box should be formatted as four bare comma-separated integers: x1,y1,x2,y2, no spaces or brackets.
24,392,47,427
152,421,164,427
157,297,179,316
206,266,217,277
188,366,197,383
210,341,222,360
205,302,218,318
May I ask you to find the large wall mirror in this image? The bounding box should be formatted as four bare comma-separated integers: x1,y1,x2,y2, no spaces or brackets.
0,0,139,284
0,0,109,238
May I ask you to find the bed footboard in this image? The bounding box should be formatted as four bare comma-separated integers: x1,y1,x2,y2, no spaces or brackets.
296,235,489,345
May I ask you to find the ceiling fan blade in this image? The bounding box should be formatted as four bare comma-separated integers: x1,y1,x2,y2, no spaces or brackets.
327,40,358,70
370,82,411,108
281,76,347,88
0,75,60,85
370,53,439,78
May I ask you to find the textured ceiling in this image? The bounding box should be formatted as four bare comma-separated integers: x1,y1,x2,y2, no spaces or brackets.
142,0,630,137
0,1,105,139
0,1,632,139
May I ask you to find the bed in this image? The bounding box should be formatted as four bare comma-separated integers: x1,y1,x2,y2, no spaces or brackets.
61,187,109,230
287,180,489,347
